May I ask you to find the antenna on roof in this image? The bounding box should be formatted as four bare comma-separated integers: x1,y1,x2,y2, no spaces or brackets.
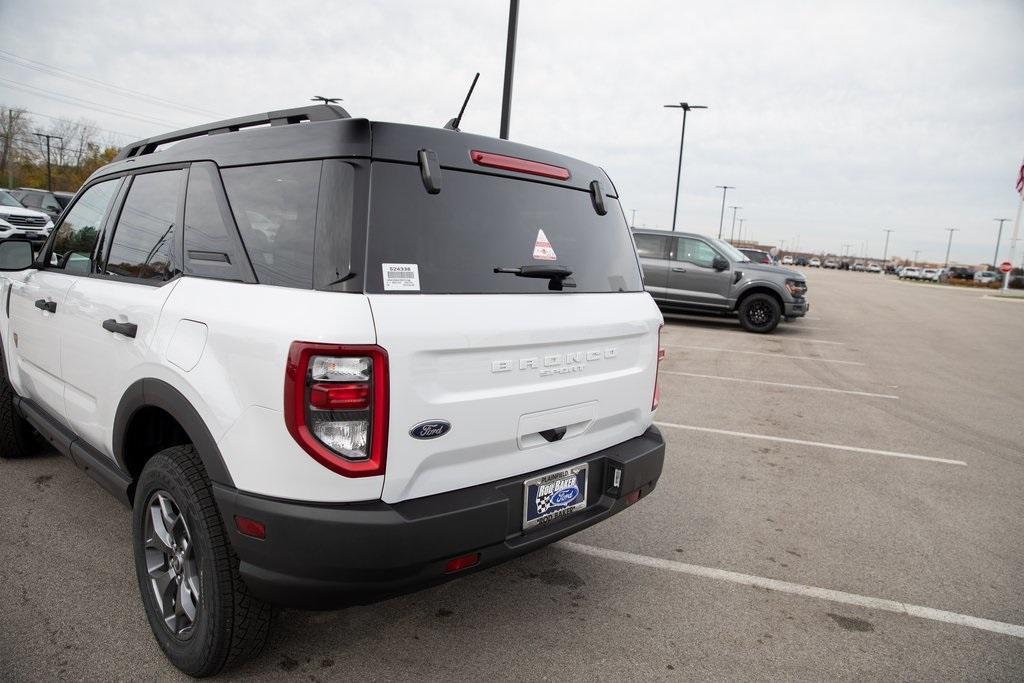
311,95,343,105
444,73,480,132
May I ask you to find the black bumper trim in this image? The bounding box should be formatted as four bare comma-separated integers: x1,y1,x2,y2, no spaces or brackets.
214,425,665,608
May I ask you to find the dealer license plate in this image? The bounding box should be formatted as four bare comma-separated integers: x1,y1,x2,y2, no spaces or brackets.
523,463,589,530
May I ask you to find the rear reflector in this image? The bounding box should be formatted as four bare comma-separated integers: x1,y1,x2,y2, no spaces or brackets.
625,489,642,506
444,552,481,573
470,150,570,180
234,515,266,540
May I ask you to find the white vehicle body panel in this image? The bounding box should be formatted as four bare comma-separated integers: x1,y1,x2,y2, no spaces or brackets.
369,292,661,504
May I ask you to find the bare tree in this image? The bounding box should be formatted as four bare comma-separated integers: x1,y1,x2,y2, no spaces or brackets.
0,106,30,186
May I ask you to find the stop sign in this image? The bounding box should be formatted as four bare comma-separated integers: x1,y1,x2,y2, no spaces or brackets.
999,261,1013,274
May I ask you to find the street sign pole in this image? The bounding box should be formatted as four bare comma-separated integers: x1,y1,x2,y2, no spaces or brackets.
1003,188,1023,293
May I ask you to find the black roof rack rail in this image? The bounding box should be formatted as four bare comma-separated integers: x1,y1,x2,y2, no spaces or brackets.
113,104,351,161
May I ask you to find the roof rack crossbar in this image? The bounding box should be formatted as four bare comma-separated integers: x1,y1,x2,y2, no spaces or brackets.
113,104,351,161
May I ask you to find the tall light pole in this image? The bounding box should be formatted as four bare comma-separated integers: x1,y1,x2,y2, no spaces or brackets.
993,218,1009,268
630,209,637,228
943,228,958,267
728,205,742,241
499,0,520,140
715,185,733,239
881,228,894,274
912,249,921,266
737,218,745,243
664,102,708,231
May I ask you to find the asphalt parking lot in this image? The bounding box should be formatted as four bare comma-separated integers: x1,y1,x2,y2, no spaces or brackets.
1,269,1022,681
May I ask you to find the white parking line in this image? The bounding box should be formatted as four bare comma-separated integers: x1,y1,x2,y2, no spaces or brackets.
654,421,967,466
661,371,898,400
665,344,865,366
982,295,1024,303
781,338,846,345
559,542,1024,639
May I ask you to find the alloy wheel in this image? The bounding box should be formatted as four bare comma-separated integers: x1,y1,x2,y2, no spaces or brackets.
144,490,201,638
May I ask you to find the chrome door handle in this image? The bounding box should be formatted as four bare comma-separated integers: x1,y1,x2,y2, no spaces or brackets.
671,267,687,273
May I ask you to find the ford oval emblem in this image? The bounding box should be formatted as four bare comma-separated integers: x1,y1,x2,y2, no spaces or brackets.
409,420,451,440
549,485,580,507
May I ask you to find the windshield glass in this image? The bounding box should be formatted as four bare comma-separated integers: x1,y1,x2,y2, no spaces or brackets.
713,238,750,262
365,163,643,294
0,191,23,208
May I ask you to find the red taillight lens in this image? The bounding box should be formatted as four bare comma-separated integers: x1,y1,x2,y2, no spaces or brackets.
445,552,481,573
469,150,571,180
309,382,370,410
653,324,665,410
284,342,389,478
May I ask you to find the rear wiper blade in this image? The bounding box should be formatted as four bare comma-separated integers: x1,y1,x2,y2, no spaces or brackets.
494,265,573,279
494,265,576,290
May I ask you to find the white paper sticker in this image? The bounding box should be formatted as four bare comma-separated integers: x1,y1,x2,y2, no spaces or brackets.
532,228,557,261
382,263,420,291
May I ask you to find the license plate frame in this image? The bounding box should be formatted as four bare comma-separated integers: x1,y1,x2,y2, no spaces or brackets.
522,462,589,531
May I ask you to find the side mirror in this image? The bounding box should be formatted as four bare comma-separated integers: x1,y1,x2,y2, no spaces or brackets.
0,239,35,271
712,256,729,271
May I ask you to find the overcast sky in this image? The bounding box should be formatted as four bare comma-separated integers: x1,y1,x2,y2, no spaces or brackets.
1,0,1021,264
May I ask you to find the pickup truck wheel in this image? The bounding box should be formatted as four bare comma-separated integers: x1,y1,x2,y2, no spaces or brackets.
738,293,781,333
133,445,271,677
0,348,39,459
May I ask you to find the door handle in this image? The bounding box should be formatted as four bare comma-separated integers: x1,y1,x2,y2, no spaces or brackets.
102,319,138,338
671,267,687,273
34,298,57,313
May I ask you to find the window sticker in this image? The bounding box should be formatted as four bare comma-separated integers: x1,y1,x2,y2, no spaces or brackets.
532,228,557,261
382,263,420,291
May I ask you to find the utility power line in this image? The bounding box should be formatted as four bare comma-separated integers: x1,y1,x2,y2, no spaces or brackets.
0,49,225,118
0,77,191,128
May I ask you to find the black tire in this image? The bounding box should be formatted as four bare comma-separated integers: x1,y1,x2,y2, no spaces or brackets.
0,346,39,459
738,293,782,333
132,445,271,677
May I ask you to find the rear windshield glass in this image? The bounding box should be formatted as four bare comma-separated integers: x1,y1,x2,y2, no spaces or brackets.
365,163,642,294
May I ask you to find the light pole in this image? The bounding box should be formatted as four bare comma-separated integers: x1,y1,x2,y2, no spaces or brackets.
664,102,708,231
943,228,958,267
993,218,1009,268
912,249,921,266
737,218,745,243
499,0,520,140
881,228,894,274
630,209,637,228
33,132,63,191
715,185,733,239
728,205,742,241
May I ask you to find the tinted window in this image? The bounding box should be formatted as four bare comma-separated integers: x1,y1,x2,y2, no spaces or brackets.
676,237,719,268
105,170,182,281
19,193,42,209
365,163,642,294
183,163,242,281
221,161,321,289
634,233,668,259
50,179,119,273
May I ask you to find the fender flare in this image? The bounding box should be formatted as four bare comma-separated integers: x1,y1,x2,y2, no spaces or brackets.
113,378,234,486
734,281,787,309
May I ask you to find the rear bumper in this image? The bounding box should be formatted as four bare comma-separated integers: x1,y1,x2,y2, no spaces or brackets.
213,426,665,609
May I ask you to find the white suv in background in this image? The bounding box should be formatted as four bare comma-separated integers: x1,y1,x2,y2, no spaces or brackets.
0,190,54,246
0,105,666,676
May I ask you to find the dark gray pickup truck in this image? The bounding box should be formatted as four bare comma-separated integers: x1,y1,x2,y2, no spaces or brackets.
632,228,808,333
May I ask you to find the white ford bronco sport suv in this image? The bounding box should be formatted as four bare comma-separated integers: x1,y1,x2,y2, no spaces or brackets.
0,105,666,676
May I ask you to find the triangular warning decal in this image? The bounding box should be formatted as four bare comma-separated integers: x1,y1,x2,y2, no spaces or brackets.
532,228,557,261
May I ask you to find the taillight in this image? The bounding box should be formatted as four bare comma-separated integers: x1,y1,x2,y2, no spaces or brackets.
652,324,665,410
284,342,389,478
469,150,571,180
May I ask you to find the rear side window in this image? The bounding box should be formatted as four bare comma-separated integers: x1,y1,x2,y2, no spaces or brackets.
50,179,119,273
365,163,642,294
634,233,668,259
183,163,243,281
105,169,183,282
221,161,321,289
